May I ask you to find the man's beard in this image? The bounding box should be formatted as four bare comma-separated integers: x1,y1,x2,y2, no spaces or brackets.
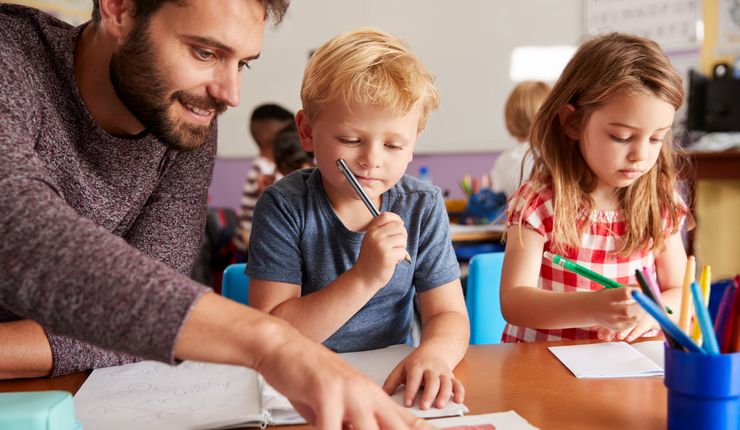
109,21,227,151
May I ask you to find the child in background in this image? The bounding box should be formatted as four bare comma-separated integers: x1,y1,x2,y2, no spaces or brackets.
247,28,469,410
490,81,551,197
500,33,692,343
255,126,315,189
233,104,295,260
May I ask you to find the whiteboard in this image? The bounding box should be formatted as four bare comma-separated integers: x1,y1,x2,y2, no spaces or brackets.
218,0,584,157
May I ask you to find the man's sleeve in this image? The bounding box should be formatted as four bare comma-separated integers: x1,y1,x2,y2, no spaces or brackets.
0,45,209,374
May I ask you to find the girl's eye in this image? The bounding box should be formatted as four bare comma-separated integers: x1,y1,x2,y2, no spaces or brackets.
650,136,666,144
609,134,630,143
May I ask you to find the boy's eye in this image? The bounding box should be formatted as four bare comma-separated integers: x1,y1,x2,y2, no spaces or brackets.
385,143,403,150
338,138,360,145
609,134,630,143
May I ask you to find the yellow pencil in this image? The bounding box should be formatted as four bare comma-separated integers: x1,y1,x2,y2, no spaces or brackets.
690,264,712,342
678,256,696,334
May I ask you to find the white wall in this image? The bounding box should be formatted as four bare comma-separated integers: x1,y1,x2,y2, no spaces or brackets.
218,0,584,157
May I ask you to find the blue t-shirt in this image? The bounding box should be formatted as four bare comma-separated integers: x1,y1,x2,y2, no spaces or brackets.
248,168,460,352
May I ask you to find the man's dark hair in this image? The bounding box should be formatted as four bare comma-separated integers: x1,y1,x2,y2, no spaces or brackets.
92,0,289,26
251,103,294,122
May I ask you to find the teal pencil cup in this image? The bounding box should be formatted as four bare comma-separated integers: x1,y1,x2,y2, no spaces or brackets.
664,345,740,430
0,391,82,430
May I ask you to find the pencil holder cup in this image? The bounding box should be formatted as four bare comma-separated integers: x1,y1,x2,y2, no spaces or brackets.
459,189,506,225
664,345,740,430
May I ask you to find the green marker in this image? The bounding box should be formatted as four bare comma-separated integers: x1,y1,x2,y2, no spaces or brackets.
543,251,624,289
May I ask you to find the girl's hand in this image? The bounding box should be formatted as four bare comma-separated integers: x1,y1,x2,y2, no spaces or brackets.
596,301,658,342
382,348,465,410
588,286,642,331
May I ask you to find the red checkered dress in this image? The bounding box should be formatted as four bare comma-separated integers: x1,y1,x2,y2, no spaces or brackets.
501,180,678,343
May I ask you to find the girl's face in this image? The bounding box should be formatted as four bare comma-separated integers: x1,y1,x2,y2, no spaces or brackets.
576,92,675,199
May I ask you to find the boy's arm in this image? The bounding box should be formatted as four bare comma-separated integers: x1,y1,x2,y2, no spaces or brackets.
249,267,383,343
501,225,640,330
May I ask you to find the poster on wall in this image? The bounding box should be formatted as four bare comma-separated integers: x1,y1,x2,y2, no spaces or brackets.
718,0,740,54
584,0,702,54
8,0,92,26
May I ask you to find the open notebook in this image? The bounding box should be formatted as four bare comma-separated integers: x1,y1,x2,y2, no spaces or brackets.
73,345,468,430
548,340,664,379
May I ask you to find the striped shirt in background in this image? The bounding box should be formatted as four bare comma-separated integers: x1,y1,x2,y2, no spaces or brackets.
233,157,281,252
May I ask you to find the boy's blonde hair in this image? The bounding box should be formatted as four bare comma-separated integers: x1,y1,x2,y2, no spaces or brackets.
513,32,693,256
504,81,551,140
300,28,439,132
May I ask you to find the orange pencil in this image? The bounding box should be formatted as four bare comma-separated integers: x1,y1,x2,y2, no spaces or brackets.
678,256,695,334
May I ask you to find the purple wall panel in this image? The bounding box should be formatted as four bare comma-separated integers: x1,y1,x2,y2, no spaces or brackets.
208,152,500,209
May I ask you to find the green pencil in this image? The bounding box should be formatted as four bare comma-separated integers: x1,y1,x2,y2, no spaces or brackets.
543,251,624,289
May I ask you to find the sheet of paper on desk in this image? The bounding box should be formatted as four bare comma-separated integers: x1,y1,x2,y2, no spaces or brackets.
548,341,664,378
74,345,468,430
261,344,470,419
429,411,539,430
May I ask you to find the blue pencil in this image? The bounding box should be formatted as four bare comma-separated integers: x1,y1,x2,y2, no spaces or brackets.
690,281,720,354
631,290,705,354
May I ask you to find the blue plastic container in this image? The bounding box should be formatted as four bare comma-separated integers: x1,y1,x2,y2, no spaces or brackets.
664,345,740,430
0,391,82,430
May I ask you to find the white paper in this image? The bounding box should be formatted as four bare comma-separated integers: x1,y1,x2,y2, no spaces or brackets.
260,345,469,421
74,345,468,430
73,361,264,430
429,411,539,430
548,341,664,379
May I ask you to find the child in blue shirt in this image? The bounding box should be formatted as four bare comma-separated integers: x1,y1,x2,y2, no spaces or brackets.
248,28,469,411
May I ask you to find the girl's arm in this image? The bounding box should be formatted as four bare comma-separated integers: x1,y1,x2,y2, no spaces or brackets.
652,231,688,322
501,225,640,330
383,280,469,410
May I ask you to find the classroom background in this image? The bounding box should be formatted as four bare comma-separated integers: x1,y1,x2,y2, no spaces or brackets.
13,0,740,278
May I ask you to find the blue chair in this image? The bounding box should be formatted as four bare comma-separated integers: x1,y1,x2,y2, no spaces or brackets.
222,263,250,305
466,252,506,345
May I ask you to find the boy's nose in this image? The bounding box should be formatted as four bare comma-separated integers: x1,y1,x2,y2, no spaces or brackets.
359,145,383,168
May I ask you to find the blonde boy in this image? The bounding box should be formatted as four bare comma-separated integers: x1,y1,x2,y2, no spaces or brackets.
248,28,469,410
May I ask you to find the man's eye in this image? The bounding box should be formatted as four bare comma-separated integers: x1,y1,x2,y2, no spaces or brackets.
194,47,215,60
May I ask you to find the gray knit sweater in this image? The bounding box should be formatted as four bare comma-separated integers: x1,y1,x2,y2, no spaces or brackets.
0,5,215,376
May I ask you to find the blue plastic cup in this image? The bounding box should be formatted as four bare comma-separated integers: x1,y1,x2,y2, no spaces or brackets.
664,345,740,430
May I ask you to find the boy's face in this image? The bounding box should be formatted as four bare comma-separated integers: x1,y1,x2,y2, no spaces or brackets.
109,0,265,151
298,101,419,208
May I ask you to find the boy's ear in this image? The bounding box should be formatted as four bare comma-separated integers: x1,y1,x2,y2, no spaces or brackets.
296,110,314,152
98,0,135,41
558,104,580,139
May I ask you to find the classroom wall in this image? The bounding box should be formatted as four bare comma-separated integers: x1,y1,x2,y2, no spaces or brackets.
208,153,499,208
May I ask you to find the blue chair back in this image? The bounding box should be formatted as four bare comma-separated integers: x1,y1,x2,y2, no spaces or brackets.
222,263,250,305
466,252,506,345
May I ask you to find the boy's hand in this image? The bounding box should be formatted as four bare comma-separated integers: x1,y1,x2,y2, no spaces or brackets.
354,212,409,289
588,286,642,331
382,348,465,410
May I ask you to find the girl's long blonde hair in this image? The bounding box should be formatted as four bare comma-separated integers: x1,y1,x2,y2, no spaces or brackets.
516,32,692,256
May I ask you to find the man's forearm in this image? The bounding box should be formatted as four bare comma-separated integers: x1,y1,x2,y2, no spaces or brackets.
0,320,52,379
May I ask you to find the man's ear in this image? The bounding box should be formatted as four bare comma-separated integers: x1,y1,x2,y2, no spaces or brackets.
296,110,314,152
558,104,580,140
97,0,135,41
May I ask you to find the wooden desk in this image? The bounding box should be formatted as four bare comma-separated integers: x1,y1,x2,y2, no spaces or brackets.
450,223,506,243
0,340,665,430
